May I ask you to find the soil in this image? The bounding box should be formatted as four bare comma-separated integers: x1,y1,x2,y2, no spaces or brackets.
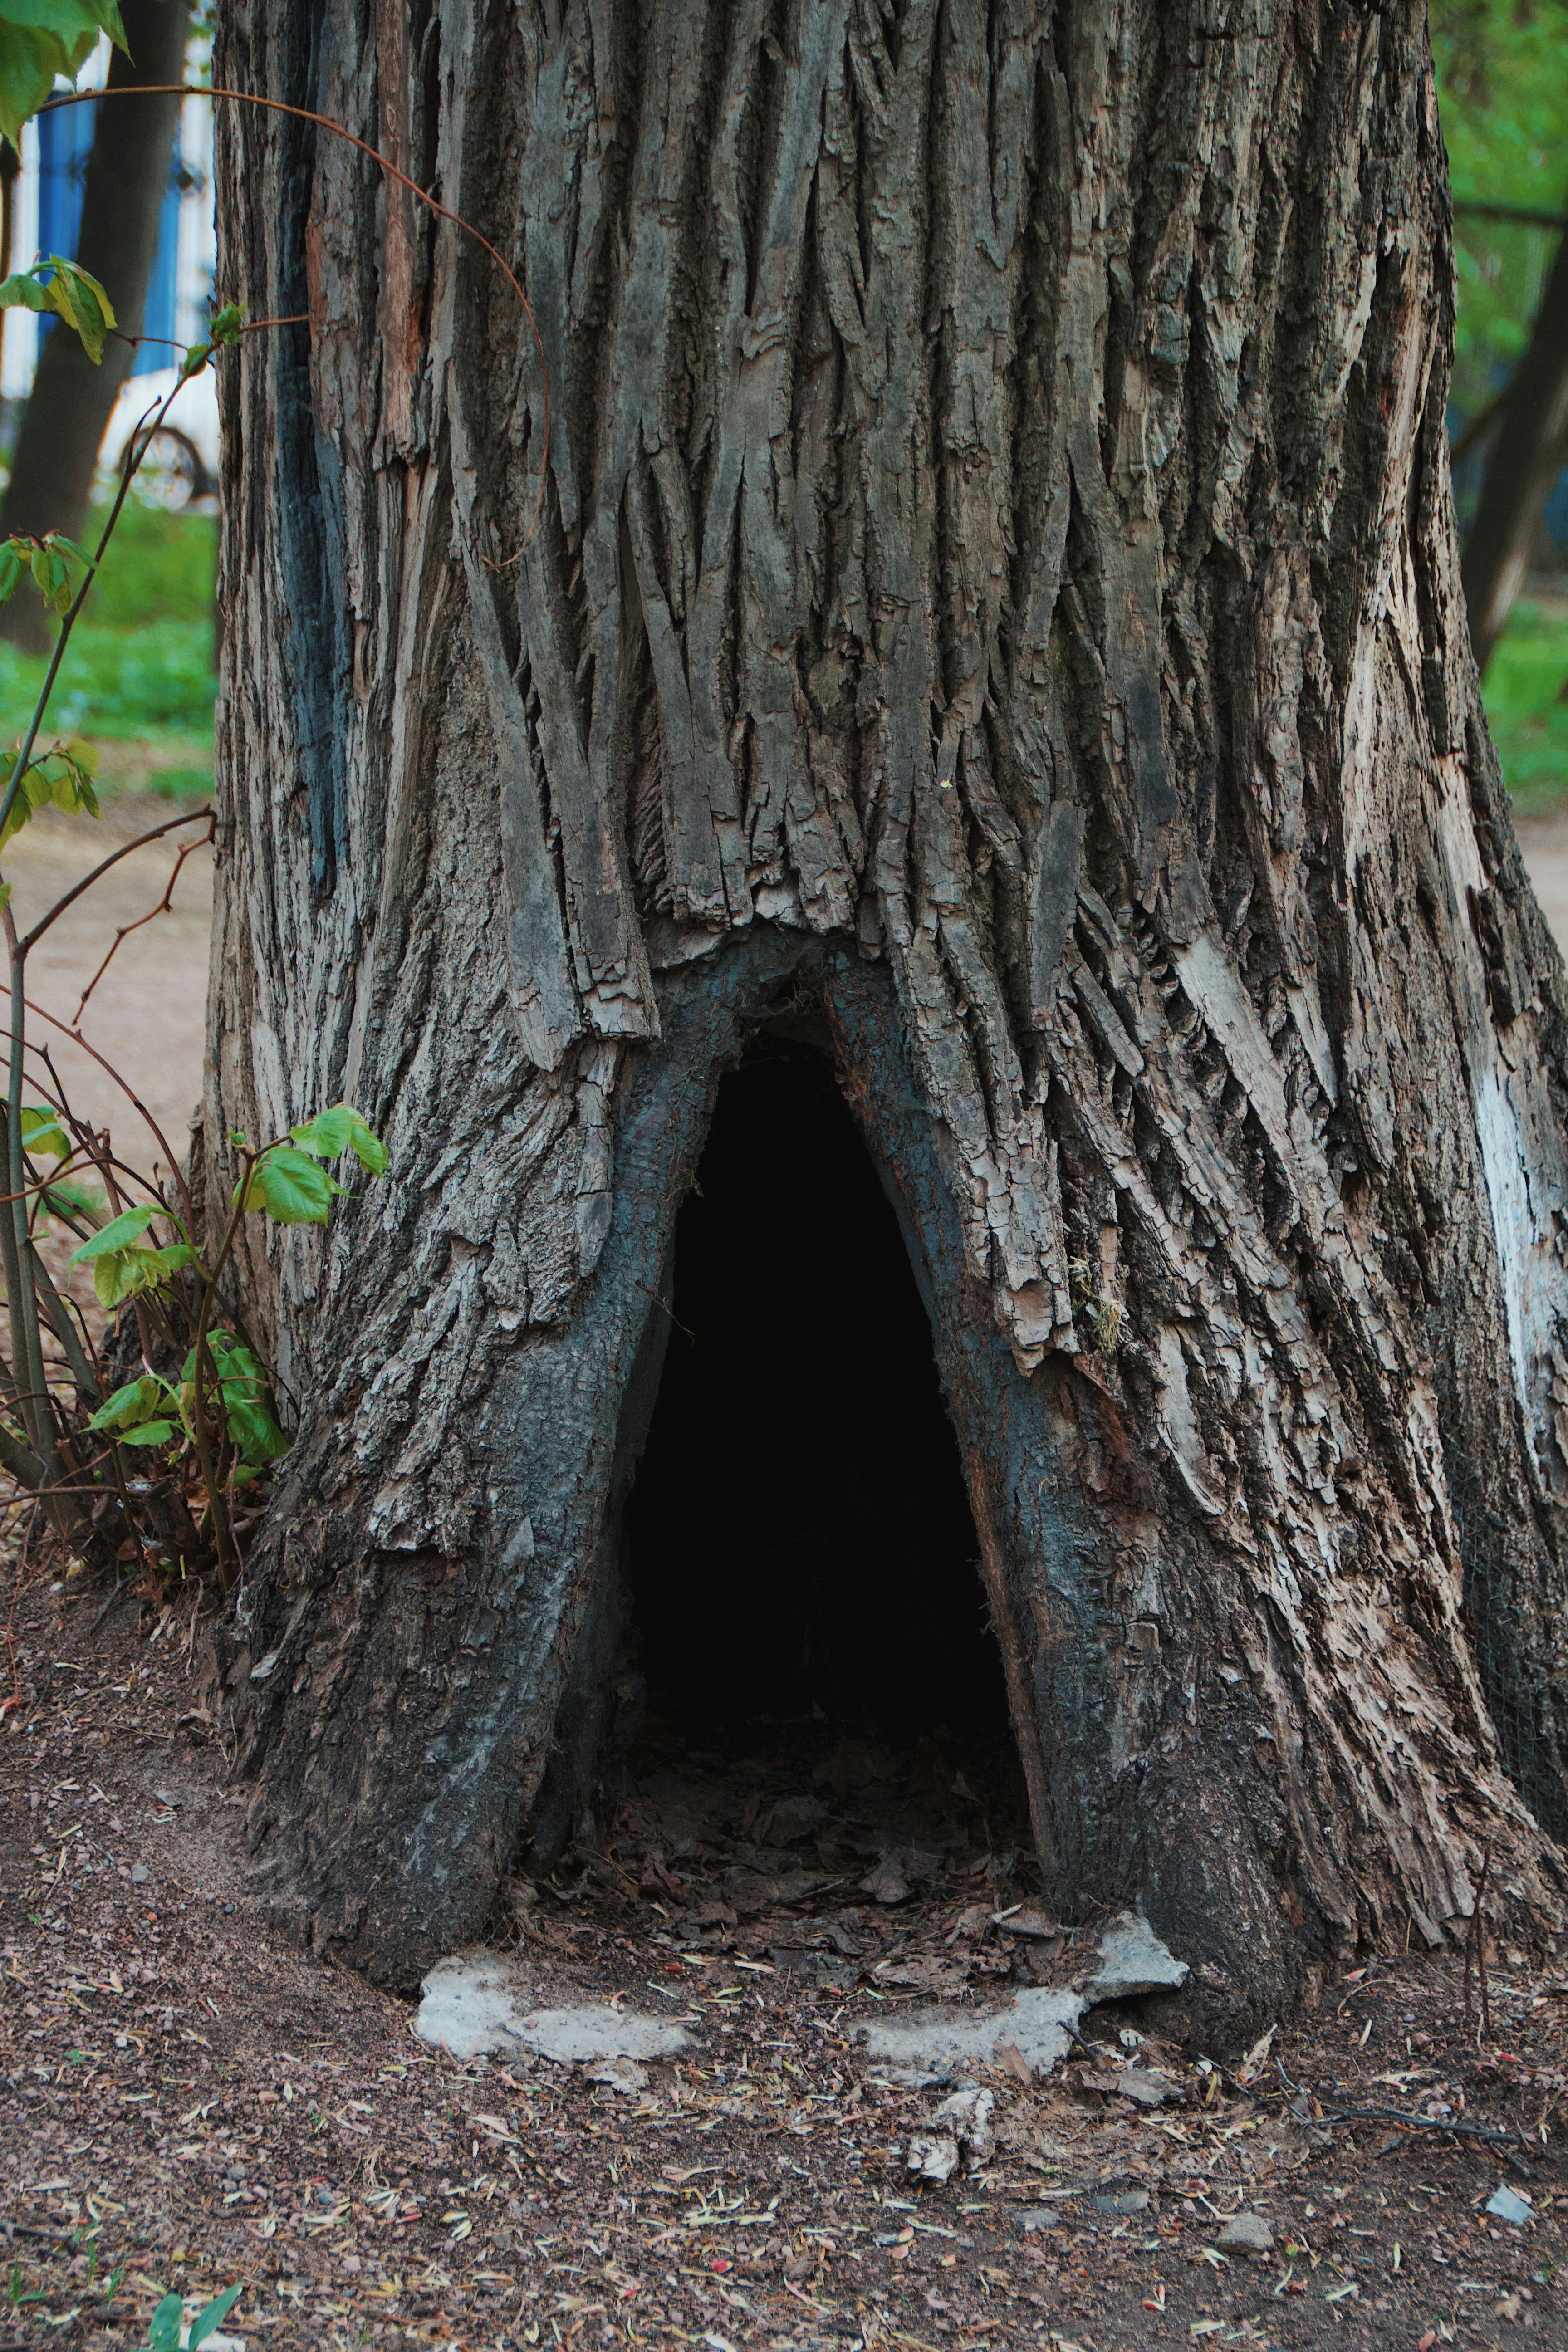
1,1566,1565,2352
1,804,1567,2348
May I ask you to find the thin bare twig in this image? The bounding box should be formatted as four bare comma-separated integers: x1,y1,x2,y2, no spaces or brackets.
18,804,212,959
70,813,216,1022
0,979,196,1230
39,81,551,549
1273,2057,1534,2173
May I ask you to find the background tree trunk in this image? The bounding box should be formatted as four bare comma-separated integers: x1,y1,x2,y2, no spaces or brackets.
1460,225,1568,672
208,0,1568,2032
0,0,191,654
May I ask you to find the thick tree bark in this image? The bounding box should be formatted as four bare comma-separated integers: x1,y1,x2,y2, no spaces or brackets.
208,0,1568,2032
0,0,191,653
1460,226,1568,673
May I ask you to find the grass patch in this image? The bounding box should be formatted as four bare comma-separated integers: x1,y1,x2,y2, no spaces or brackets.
0,499,216,798
1484,597,1568,816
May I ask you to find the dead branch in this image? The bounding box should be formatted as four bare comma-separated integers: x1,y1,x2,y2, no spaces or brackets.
72,813,217,1023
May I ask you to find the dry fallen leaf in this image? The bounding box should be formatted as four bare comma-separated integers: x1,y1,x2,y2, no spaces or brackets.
996,2039,1033,2086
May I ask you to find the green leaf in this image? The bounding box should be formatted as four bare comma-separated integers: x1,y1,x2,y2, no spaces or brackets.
36,253,115,362
82,1239,190,1313
191,2285,243,2347
225,1396,289,1465
87,1375,165,1433
88,1249,150,1311
118,1418,176,1447
0,5,102,148
182,1328,261,1383
0,539,24,603
0,268,49,312
38,1174,104,1224
20,1103,70,1160
290,1102,389,1176
145,1241,196,1276
181,1330,289,1466
146,2292,185,2351
0,270,49,313
181,301,245,380
69,1201,153,1259
239,1145,345,1225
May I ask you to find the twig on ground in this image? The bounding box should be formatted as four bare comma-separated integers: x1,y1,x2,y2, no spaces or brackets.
88,1576,132,1635
1274,2054,1534,2174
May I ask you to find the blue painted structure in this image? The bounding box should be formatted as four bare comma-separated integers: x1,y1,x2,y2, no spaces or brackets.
35,98,181,375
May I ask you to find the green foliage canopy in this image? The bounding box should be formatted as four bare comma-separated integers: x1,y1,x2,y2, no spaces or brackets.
1430,0,1568,414
0,0,124,149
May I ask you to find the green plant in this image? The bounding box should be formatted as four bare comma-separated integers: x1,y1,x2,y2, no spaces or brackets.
5,2258,45,2310
142,2283,243,2351
1482,598,1568,811
0,280,387,1590
0,253,116,359
0,2,126,148
0,54,537,1638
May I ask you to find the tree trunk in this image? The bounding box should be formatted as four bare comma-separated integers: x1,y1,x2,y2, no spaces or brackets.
0,0,191,654
1460,225,1568,674
208,0,1568,2034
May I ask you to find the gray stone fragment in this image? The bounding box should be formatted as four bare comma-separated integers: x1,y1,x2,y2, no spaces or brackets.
1079,2065,1173,2107
1015,2206,1061,2232
583,2053,648,2093
1084,1910,1189,2003
933,2084,995,2167
1086,2189,1150,2216
860,1854,910,1905
852,1899,1184,2089
906,2131,960,2184
1215,2210,1274,2254
415,1952,691,2064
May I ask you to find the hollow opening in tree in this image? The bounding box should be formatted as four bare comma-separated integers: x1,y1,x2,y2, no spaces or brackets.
624,1034,1019,1798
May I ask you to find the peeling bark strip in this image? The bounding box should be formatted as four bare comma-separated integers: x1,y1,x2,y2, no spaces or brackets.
210,0,1568,2021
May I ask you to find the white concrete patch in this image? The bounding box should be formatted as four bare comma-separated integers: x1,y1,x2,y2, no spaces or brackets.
418,1911,1184,2083
854,1909,1187,2083
858,1984,1086,2083
414,1951,692,2064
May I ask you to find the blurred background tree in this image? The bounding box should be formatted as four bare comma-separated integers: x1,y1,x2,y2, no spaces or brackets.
1433,0,1568,798
0,0,191,653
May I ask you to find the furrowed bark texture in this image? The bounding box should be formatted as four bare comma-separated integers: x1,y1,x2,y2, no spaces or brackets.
209,0,1568,2022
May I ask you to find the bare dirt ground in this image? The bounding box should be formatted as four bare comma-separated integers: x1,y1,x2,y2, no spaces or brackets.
1514,821,1568,966
1,1571,1565,2351
1,805,1568,2350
